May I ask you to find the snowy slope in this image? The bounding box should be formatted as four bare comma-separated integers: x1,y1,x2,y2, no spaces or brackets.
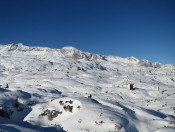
0,43,175,132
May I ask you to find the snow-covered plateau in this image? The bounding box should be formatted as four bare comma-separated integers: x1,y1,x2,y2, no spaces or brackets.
0,43,174,132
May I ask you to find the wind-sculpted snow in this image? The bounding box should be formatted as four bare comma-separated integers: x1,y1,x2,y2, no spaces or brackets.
0,43,175,132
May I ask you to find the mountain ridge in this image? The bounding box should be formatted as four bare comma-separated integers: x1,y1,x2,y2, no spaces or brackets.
0,43,166,67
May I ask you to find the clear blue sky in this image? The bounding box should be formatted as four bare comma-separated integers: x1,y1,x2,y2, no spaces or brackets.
0,0,175,64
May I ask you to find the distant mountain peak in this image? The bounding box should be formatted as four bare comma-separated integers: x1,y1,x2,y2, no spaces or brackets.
60,46,105,61
127,56,139,62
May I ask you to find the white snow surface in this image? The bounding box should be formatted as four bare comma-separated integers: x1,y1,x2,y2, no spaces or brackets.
0,43,175,132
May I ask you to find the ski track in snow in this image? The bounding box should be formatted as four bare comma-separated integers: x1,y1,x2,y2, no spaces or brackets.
0,44,175,132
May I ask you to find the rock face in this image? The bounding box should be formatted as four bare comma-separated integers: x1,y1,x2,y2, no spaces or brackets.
138,59,153,67
127,56,139,62
8,44,19,51
8,43,45,52
60,46,105,61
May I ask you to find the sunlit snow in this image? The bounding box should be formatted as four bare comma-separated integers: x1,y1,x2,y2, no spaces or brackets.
0,44,174,132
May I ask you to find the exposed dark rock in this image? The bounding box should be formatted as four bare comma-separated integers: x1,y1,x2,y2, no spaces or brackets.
0,108,13,119
138,60,152,67
63,105,73,112
40,109,62,121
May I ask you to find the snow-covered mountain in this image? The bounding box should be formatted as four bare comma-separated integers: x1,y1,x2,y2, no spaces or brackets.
0,43,175,132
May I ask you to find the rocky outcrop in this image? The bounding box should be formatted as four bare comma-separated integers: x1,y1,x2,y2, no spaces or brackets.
8,43,44,52
60,46,105,61
40,109,62,121
138,59,153,67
